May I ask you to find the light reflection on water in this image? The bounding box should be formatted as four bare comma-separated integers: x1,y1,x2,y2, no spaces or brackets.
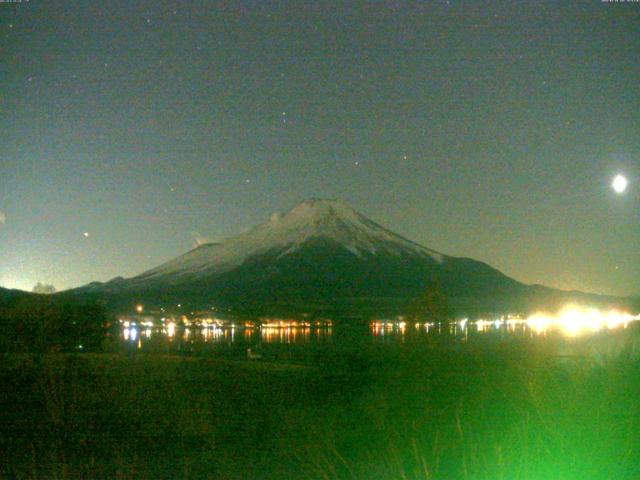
116,306,640,363
119,315,640,360
368,317,640,362
120,324,334,351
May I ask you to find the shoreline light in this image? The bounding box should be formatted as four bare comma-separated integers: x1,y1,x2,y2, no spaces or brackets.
525,306,639,336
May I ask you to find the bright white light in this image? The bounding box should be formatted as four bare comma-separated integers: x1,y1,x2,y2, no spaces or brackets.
475,320,492,332
612,174,628,194
527,314,551,334
525,305,640,337
167,322,176,338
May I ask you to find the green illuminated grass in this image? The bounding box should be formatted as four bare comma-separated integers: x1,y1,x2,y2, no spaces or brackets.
1,337,639,479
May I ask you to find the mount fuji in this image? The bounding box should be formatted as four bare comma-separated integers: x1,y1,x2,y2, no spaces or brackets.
69,199,630,316
133,198,445,285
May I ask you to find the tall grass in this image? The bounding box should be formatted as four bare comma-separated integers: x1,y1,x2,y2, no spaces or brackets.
1,336,640,479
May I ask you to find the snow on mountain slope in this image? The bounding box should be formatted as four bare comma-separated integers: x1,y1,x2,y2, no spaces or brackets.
133,199,444,284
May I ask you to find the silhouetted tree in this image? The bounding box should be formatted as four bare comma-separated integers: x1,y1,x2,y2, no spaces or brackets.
0,296,108,353
32,282,57,294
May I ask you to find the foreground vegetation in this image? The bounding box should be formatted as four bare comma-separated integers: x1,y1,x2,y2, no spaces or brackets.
2,332,640,479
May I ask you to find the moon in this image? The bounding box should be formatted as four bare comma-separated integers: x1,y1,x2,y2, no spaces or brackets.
612,174,628,194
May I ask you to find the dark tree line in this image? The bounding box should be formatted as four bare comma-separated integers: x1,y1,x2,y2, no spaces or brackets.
0,295,110,353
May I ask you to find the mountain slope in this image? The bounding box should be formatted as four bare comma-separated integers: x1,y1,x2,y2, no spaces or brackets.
0,287,33,304
131,199,443,287
70,199,633,316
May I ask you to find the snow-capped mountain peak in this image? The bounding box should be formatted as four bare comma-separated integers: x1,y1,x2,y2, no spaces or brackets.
133,199,443,284
278,198,363,224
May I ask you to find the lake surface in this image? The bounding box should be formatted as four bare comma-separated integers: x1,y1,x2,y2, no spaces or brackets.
117,315,640,362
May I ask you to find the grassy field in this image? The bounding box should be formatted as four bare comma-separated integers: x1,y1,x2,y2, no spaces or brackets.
2,335,640,479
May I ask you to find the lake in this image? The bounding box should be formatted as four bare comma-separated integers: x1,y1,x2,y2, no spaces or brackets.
117,313,640,363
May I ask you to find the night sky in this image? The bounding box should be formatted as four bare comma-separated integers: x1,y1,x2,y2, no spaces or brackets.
1,1,638,296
